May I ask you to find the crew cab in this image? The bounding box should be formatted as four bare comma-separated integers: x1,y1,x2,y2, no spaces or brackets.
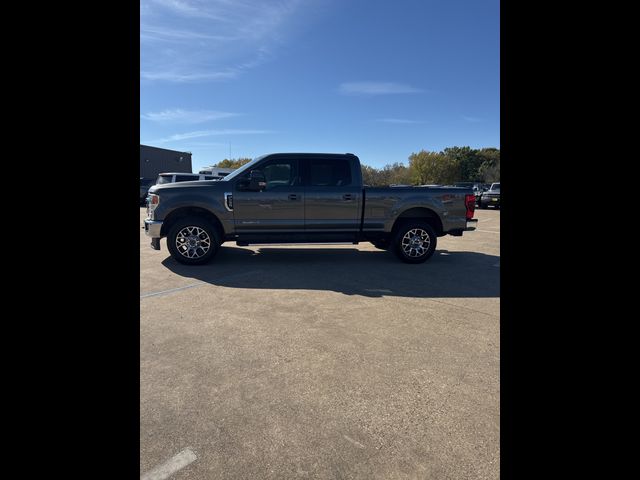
144,153,477,264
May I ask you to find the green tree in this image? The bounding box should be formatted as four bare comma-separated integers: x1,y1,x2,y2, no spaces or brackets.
214,157,252,168
361,162,414,186
408,150,459,185
443,146,484,182
383,162,413,185
477,148,500,182
361,164,379,186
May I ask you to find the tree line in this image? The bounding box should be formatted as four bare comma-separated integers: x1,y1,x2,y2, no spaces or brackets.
214,146,499,186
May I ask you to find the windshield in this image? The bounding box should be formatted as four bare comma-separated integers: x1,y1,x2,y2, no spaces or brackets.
221,155,268,182
490,183,500,191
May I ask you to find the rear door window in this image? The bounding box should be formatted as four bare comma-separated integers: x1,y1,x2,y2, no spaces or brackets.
309,159,352,186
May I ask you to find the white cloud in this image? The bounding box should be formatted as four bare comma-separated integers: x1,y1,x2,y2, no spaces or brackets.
149,0,225,20
187,142,227,146
141,109,241,123
376,118,424,124
140,25,236,43
339,82,423,95
140,0,307,82
156,129,275,143
140,70,239,82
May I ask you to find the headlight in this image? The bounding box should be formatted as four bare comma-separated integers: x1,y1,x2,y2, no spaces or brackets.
147,194,159,219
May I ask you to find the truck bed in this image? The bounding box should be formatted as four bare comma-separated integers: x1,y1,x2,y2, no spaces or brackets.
362,186,473,234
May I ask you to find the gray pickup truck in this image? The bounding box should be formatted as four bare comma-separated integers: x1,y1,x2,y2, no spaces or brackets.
144,153,477,264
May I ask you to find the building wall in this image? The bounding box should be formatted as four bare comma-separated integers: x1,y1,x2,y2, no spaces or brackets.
140,144,192,179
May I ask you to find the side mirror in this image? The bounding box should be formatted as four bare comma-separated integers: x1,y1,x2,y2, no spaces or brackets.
248,170,266,191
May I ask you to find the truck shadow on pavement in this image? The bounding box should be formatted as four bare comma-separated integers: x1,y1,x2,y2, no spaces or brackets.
160,246,500,298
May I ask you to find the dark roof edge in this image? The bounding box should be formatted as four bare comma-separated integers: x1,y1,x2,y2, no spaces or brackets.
262,152,358,157
140,144,192,155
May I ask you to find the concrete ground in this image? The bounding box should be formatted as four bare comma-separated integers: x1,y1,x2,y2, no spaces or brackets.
140,207,500,479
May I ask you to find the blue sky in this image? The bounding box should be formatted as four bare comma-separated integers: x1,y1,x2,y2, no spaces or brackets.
140,0,499,172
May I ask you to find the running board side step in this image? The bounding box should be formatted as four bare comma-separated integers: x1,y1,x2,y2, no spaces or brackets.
236,241,359,246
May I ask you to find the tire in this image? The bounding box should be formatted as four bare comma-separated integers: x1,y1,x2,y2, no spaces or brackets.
167,216,220,265
392,221,437,264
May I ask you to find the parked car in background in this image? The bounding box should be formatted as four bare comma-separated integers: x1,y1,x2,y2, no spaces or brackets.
140,177,156,205
156,172,221,185
453,182,488,204
479,182,500,209
475,184,491,204
198,167,235,179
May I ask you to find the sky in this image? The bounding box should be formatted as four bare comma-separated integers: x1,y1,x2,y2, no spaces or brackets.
140,0,500,172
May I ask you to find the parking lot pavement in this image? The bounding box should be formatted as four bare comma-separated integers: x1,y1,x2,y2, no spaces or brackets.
140,208,500,479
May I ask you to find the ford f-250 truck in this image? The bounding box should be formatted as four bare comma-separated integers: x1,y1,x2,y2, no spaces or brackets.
144,153,477,264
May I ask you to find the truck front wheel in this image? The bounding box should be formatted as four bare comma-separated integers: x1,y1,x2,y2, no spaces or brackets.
167,216,220,265
393,222,437,264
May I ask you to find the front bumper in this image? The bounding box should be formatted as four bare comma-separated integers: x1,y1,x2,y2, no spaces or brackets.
143,219,163,250
482,196,501,206
144,219,163,238
464,219,478,231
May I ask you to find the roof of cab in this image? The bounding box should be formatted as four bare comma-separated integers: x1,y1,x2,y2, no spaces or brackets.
261,152,357,158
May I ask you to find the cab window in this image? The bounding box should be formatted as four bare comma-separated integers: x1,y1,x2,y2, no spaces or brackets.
260,159,299,190
309,159,352,186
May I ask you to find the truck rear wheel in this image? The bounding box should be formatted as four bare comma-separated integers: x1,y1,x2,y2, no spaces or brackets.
393,222,437,264
167,216,220,265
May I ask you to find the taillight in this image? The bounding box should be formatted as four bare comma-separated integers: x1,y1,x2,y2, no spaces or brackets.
149,194,159,205
465,194,475,219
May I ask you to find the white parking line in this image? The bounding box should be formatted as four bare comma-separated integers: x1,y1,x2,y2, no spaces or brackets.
140,282,206,299
141,448,197,480
140,270,264,299
476,229,500,234
343,435,366,449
